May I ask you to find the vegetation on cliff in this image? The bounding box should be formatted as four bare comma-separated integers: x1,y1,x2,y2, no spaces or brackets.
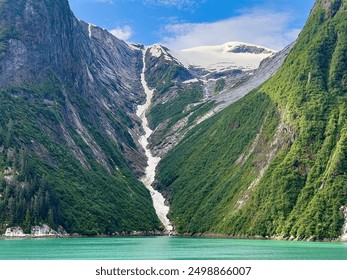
0,79,161,235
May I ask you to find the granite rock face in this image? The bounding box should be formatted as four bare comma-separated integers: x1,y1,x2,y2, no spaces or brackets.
212,42,295,112
0,0,146,174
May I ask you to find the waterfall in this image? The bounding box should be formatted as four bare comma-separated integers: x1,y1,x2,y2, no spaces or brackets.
136,48,173,234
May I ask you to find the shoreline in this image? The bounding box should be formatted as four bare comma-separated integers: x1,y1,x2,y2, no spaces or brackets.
1,231,345,242
191,233,346,243
0,229,165,239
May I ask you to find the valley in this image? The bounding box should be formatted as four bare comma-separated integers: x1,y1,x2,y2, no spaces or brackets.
0,0,346,242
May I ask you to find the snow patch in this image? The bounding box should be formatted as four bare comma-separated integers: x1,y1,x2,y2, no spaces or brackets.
172,41,275,73
183,78,200,84
88,23,96,39
148,44,182,65
149,45,161,57
126,42,142,51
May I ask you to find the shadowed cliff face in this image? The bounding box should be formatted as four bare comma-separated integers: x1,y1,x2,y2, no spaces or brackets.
0,0,78,84
0,0,146,174
0,0,144,108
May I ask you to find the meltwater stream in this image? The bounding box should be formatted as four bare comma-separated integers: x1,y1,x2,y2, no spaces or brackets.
136,48,173,234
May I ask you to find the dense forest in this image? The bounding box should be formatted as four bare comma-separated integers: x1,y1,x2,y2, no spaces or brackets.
0,80,161,235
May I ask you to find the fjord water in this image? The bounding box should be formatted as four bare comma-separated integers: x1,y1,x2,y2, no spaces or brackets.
0,237,346,260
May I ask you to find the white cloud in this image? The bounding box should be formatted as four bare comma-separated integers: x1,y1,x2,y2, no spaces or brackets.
109,25,133,41
160,9,301,51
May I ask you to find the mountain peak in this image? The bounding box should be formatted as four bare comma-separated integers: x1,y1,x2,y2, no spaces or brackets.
148,44,172,58
147,44,183,67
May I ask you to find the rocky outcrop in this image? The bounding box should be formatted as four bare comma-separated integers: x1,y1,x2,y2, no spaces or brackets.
31,225,68,236
4,227,26,237
3,167,17,183
227,44,273,54
148,43,293,158
3,225,69,237
312,0,344,18
235,116,295,211
151,115,190,157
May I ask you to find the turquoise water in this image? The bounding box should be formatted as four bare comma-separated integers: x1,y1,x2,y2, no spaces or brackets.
0,237,346,260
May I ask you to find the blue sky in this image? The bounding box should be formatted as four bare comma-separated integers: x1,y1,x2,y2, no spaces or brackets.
68,0,315,50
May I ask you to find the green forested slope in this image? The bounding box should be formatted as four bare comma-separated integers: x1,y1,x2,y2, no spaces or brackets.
0,78,161,235
157,91,281,233
156,0,347,239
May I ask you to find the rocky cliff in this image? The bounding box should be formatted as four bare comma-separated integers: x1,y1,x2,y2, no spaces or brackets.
0,0,161,235
0,0,146,173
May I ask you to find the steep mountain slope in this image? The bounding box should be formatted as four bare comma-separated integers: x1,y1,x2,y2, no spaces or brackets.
144,43,277,157
156,0,347,240
0,0,161,235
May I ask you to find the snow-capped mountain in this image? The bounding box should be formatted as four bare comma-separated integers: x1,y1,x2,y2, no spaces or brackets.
141,41,288,161
171,42,276,73
148,44,178,61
